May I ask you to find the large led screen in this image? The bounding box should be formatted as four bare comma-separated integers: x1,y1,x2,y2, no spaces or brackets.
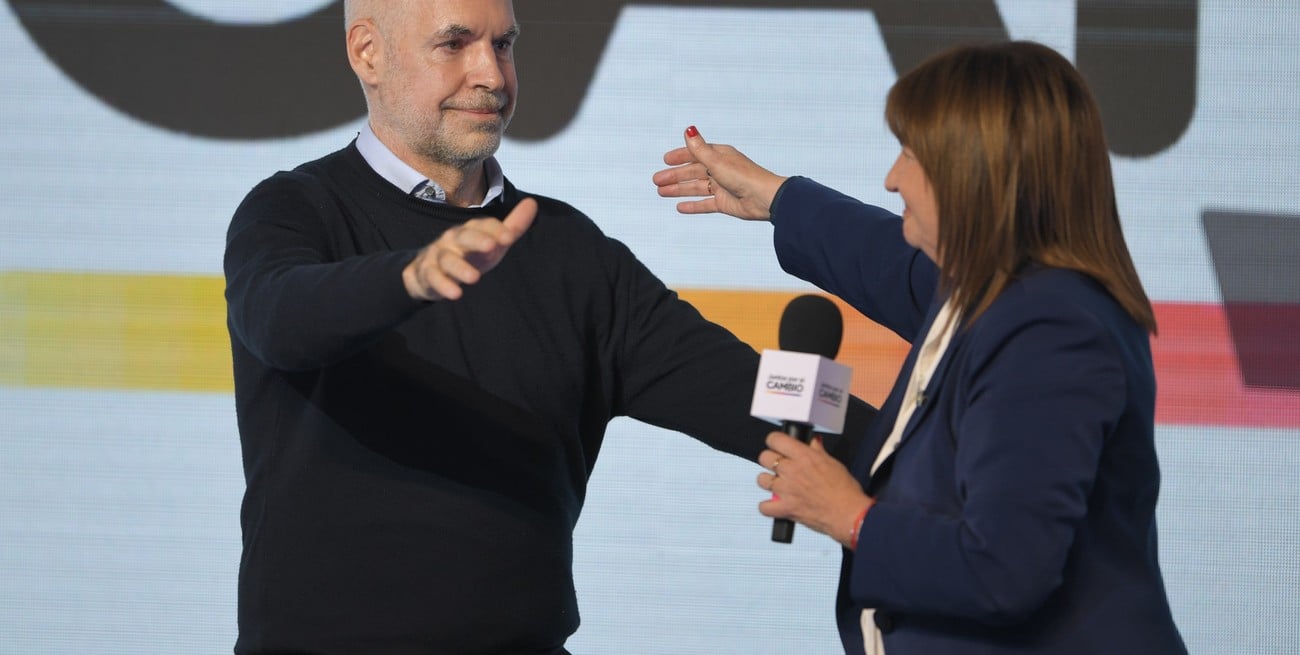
2,1,1297,653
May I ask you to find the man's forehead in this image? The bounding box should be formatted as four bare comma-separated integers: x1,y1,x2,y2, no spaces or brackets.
411,1,519,34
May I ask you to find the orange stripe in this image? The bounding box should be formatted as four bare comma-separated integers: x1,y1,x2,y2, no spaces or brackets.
676,289,909,408
1,272,1295,428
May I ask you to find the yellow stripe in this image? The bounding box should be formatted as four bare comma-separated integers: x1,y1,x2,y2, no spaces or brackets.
0,271,908,404
0,271,231,392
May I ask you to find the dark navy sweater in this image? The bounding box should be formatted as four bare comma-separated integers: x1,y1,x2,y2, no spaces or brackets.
224,143,777,654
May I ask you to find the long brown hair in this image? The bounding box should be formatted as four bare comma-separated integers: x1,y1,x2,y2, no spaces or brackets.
885,41,1157,334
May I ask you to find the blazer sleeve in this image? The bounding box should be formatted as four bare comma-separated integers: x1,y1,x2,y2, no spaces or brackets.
770,176,940,342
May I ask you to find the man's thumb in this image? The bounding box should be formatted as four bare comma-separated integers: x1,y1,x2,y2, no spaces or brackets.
503,197,538,237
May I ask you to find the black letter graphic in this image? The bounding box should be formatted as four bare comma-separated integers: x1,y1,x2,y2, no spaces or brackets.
1202,211,1300,391
1076,0,1198,157
10,0,361,139
508,0,1009,141
11,0,1197,156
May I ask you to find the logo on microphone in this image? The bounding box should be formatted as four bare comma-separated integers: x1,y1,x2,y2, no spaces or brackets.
765,374,806,396
817,383,844,408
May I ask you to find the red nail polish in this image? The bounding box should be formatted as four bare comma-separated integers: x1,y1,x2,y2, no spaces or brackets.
685,125,699,137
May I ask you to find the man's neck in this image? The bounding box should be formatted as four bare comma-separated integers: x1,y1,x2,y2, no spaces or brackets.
369,122,487,208
420,160,486,208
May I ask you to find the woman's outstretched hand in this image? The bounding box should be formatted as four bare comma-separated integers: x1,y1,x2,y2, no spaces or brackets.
652,125,788,221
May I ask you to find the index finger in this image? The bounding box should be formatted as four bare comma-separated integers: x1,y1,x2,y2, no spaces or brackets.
662,146,695,166
764,431,808,455
652,161,709,188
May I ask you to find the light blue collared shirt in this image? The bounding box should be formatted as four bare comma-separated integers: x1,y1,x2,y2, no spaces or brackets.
355,122,505,209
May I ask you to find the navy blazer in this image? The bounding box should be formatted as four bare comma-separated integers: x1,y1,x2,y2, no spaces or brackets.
771,177,1187,655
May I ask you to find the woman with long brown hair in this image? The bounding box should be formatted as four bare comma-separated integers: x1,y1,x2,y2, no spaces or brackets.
654,41,1186,654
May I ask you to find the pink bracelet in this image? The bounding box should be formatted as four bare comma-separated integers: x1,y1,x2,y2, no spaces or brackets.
849,503,872,550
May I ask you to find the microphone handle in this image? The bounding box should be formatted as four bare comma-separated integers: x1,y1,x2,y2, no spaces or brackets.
771,420,816,543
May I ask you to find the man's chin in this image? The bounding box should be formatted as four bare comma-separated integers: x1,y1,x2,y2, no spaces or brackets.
435,136,502,166
468,130,503,154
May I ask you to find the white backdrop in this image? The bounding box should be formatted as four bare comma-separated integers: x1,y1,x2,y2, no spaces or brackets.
2,1,1298,653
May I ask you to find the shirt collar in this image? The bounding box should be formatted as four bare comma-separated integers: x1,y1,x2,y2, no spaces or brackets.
355,122,505,208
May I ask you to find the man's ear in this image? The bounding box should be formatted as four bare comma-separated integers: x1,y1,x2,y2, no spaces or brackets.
346,19,382,87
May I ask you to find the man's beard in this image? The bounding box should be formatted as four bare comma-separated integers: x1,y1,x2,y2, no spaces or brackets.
420,114,507,167
382,85,513,168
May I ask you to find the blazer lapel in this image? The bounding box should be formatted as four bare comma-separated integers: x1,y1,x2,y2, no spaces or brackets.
853,358,912,481
855,299,946,487
898,328,962,443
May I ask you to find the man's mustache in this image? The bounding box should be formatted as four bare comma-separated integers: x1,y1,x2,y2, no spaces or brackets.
444,95,509,113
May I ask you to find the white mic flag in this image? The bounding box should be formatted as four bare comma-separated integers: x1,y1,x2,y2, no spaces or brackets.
750,349,852,434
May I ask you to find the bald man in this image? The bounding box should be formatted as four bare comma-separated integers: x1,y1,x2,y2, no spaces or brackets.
223,1,837,652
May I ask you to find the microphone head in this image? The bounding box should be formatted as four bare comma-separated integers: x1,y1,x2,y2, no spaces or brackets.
778,294,843,360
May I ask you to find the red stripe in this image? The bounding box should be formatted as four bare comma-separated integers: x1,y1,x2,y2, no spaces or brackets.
1152,302,1300,428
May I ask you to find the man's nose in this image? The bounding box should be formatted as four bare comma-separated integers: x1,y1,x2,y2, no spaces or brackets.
467,44,506,90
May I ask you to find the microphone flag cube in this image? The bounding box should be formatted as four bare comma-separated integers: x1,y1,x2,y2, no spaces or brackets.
750,349,852,434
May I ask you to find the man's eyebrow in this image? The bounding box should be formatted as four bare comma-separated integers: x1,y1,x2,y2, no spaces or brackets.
434,24,520,39
436,24,473,39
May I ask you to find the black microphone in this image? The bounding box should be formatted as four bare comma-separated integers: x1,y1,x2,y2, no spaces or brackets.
778,294,843,359
752,294,846,543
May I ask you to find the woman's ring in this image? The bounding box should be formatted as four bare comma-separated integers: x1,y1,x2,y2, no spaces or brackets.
772,457,782,474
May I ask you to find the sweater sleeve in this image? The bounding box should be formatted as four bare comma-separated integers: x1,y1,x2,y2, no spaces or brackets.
224,171,425,371
587,235,773,462
770,176,940,342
